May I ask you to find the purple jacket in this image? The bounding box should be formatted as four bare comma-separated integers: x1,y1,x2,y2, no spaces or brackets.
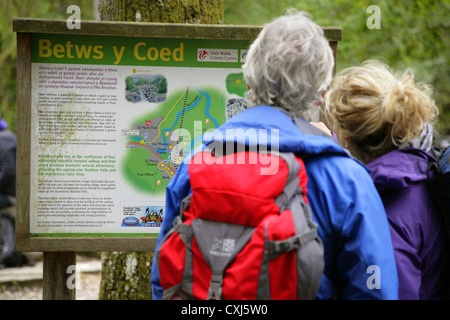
367,148,449,299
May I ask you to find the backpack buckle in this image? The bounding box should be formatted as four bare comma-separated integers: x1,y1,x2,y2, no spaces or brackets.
207,274,223,300
272,236,301,254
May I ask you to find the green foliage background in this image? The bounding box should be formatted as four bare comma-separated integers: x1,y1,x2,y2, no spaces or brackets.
0,0,93,133
1,0,449,138
224,0,450,140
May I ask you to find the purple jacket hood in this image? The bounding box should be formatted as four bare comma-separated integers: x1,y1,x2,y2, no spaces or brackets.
367,148,436,190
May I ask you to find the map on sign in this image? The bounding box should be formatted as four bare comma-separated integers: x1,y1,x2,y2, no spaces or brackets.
122,72,248,195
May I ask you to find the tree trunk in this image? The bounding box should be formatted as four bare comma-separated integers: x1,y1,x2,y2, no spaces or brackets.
97,0,224,300
98,0,224,24
99,251,153,299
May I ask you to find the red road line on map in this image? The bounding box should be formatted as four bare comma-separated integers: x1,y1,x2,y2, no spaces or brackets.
127,141,163,161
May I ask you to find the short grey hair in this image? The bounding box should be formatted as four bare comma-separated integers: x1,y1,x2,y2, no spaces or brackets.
243,10,334,120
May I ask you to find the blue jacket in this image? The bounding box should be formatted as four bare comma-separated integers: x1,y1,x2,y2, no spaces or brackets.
151,106,398,300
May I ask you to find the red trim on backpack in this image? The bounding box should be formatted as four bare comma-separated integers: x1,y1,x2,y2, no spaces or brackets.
159,232,186,290
267,210,298,299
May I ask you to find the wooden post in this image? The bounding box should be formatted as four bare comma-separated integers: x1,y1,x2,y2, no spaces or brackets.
43,252,76,300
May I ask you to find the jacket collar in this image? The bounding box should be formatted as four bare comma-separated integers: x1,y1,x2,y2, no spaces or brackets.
202,105,347,157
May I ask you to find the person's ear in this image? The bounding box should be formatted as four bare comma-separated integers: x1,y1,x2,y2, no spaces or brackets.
316,90,327,106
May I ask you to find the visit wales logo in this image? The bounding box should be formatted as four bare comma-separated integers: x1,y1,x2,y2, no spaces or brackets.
198,49,209,60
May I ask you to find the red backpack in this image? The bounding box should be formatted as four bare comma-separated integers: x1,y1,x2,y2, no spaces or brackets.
155,142,324,300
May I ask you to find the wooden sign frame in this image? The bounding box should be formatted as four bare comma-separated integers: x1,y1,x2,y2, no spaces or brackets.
13,18,342,253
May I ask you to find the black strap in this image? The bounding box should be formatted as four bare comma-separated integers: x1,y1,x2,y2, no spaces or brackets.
274,107,333,139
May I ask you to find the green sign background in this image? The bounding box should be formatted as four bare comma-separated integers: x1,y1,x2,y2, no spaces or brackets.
31,33,251,68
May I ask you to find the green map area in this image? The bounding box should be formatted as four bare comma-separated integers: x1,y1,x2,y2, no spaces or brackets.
226,72,248,97
122,86,226,194
122,71,248,195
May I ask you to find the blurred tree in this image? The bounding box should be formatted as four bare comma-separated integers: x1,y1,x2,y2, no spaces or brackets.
224,0,450,138
0,0,93,133
125,76,136,91
98,0,223,23
3,0,449,136
157,77,167,94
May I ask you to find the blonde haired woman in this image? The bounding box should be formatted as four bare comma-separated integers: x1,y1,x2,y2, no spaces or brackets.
323,60,449,299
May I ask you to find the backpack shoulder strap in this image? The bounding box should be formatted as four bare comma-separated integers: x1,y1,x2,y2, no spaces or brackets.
274,107,333,139
426,147,450,239
440,146,450,175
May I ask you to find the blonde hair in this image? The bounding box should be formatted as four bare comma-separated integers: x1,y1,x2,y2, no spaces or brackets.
324,60,439,164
